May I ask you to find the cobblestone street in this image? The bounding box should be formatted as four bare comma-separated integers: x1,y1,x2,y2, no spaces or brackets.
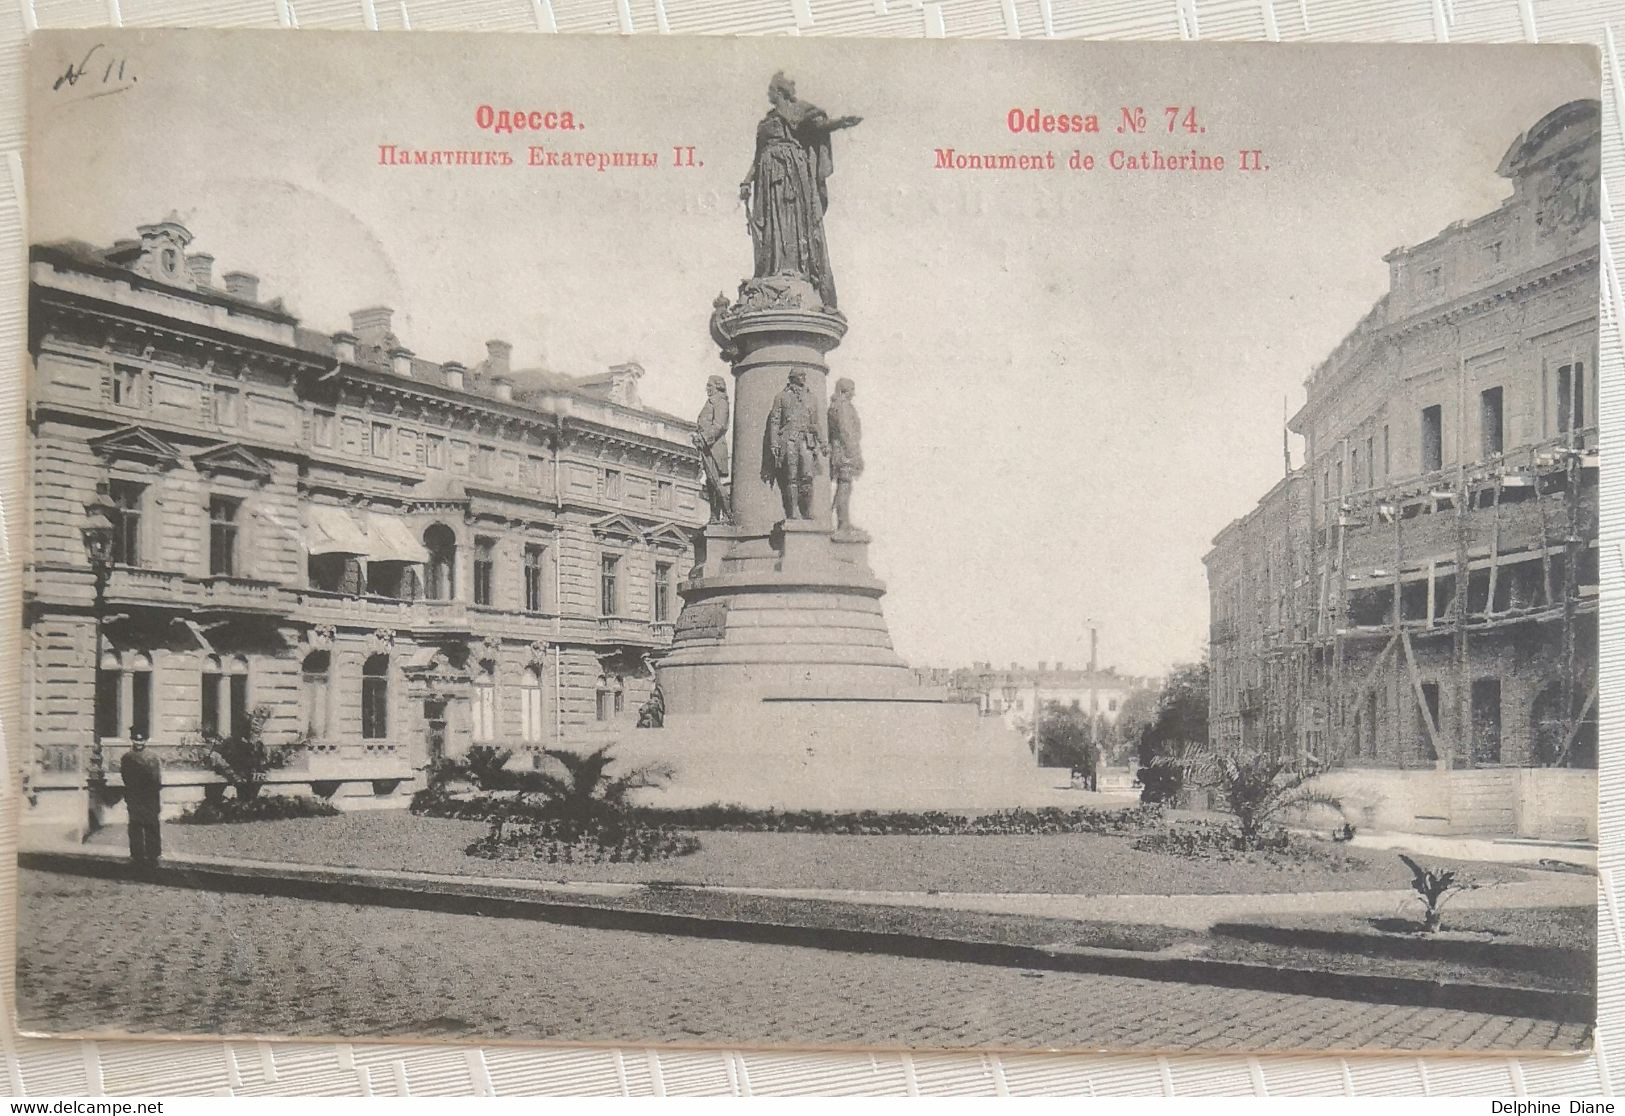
16,872,1589,1053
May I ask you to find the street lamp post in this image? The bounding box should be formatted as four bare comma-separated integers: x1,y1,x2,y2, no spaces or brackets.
80,484,118,840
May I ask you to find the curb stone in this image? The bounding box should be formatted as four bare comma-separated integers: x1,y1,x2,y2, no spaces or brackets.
19,849,1594,1026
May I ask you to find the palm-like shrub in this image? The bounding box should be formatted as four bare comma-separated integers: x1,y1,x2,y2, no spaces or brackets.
512,745,674,841
1163,742,1343,848
183,706,294,803
1400,854,1472,932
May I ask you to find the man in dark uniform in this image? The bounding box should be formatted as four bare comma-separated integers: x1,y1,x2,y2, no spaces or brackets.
119,728,163,866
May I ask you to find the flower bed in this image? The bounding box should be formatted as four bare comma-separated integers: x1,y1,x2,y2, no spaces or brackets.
466,819,700,864
1132,819,1368,871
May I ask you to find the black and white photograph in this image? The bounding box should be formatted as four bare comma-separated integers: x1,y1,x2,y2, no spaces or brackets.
13,29,1602,1056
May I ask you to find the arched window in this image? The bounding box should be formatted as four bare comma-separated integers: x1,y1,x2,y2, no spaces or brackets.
424,524,457,601
362,654,389,740
200,654,249,738
472,659,498,742
520,665,545,745
96,650,153,741
302,650,332,741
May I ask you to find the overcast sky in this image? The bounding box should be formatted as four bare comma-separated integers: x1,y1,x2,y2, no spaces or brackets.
28,31,1597,676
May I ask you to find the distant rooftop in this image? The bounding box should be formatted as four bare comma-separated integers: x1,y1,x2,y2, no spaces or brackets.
32,218,694,432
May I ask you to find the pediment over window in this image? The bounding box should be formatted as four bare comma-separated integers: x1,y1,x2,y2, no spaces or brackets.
590,513,646,542
194,442,273,482
89,425,182,468
645,521,692,552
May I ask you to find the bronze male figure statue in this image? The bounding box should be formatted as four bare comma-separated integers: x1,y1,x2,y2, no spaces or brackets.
767,368,826,520
828,377,868,541
694,374,731,523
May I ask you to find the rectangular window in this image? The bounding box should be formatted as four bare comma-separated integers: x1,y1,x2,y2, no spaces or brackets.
1417,681,1441,763
474,444,495,479
520,679,545,744
1420,405,1443,473
303,658,330,739
1471,678,1502,765
229,673,249,739
1382,425,1391,479
370,422,393,460
111,364,143,409
653,562,672,623
600,554,619,616
596,689,613,722
108,480,144,567
96,667,122,739
361,676,388,739
604,469,623,502
313,410,336,448
1349,449,1360,493
524,545,545,612
1365,436,1375,487
1557,362,1586,432
201,671,221,737
655,480,674,511
473,537,495,607
131,670,152,740
425,435,447,469
208,496,241,577
472,681,497,742
1480,386,1504,458
214,386,239,427
528,455,549,489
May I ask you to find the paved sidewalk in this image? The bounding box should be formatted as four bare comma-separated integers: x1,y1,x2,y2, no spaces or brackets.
25,838,1594,931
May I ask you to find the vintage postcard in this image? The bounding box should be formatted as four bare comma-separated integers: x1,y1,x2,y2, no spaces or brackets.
15,31,1600,1053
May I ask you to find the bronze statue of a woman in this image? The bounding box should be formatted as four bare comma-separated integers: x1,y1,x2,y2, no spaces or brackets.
739,73,861,310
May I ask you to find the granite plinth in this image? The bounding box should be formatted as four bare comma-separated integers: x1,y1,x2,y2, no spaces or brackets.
615,697,1055,811
658,520,910,715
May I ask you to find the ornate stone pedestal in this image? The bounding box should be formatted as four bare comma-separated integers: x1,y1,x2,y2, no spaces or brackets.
657,279,911,715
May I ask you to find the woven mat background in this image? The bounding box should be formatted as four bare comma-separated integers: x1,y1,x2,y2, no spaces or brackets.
0,0,1621,1096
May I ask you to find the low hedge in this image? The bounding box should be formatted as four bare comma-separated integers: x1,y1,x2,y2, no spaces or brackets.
176,793,341,825
411,789,1163,837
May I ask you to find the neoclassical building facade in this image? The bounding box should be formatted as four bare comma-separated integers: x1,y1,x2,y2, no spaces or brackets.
25,217,706,813
1203,100,1600,837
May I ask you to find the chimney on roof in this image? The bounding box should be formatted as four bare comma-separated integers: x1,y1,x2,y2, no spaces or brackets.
442,361,466,391
1010,661,1019,672
1038,661,1048,673
350,306,394,343
332,331,358,363
486,340,512,378
492,376,514,402
607,361,645,408
390,347,415,378
222,271,259,302
186,253,214,287
1056,661,1065,673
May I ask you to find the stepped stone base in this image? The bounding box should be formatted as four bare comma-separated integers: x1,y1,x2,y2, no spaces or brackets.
657,520,911,716
614,697,1056,811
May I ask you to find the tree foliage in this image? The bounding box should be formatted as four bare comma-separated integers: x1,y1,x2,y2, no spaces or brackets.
1035,702,1096,770
1138,660,1210,764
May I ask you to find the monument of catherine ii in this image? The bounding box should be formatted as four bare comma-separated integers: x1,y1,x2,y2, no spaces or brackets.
620,73,1049,809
